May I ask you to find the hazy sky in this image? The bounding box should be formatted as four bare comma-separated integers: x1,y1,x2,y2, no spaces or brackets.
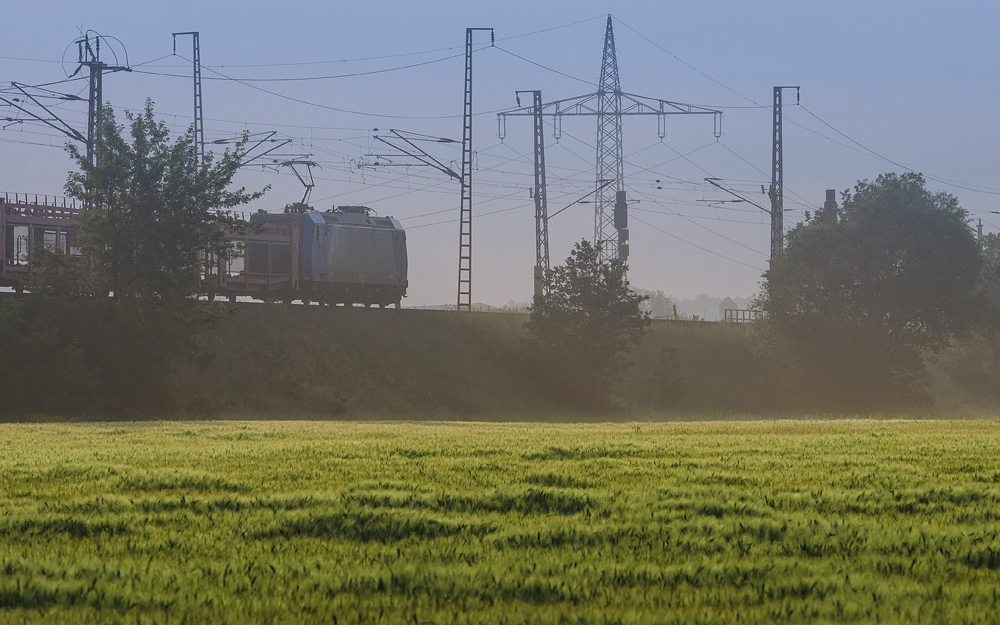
2,1,998,306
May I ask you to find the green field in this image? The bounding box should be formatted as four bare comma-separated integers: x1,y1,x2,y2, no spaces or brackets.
2,420,1000,624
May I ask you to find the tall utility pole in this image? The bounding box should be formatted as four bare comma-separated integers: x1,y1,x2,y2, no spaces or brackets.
498,16,721,268
75,32,130,165
595,17,624,263
767,86,799,261
172,32,205,167
457,27,494,312
514,91,550,299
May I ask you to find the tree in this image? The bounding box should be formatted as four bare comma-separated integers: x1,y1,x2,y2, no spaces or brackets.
938,232,1000,399
759,172,982,405
526,240,650,409
60,100,263,300
981,232,1000,329
634,288,675,319
25,100,265,413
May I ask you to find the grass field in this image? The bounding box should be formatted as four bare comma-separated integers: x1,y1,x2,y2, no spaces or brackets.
2,420,1000,624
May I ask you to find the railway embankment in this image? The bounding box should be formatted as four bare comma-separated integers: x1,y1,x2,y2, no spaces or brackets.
168,305,1000,418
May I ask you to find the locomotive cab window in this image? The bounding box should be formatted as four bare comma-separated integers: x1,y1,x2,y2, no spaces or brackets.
270,243,292,276
247,241,269,274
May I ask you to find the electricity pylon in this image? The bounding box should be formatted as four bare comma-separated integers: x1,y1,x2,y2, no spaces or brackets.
498,15,721,265
595,16,623,264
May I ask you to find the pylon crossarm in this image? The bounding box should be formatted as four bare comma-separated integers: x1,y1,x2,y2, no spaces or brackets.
619,92,721,116
498,92,721,119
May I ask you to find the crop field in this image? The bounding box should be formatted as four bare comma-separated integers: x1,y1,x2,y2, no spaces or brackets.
2,420,1000,624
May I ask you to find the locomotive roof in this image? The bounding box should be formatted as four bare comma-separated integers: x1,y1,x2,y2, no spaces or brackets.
250,209,401,230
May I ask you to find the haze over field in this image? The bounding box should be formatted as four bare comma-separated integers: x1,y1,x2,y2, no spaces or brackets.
3,1,999,306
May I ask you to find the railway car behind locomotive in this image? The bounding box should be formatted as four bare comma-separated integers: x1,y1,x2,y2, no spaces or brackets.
204,204,407,308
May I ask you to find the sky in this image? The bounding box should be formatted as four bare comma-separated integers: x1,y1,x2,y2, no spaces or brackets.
2,1,998,306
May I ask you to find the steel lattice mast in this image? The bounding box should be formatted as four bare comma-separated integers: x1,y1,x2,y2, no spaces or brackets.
457,28,494,311
172,32,205,167
457,29,474,311
595,17,625,262
767,86,799,261
522,91,550,298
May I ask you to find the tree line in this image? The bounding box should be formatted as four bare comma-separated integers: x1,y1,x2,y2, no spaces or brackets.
1,101,997,416
528,172,1000,412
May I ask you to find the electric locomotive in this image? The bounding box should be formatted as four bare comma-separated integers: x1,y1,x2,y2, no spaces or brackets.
204,203,407,308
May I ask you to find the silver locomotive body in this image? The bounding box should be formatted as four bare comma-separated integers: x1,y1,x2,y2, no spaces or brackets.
207,206,407,307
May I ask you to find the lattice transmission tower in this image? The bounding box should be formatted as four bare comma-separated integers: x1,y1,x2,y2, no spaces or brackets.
499,15,721,270
594,17,625,263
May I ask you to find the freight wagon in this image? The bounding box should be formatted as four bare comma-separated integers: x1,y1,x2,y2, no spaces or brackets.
0,193,81,294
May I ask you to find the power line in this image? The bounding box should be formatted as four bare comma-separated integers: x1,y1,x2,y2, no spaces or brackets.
633,205,768,225
157,51,508,120
632,214,765,271
205,15,606,69
551,125,769,266
1,15,603,73
0,54,61,64
612,15,764,108
607,16,1000,202
407,201,533,230
797,104,1000,196
134,48,472,82
627,183,769,258
492,46,595,86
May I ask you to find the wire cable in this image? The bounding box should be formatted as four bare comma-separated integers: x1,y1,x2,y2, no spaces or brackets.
492,46,596,87
632,214,765,271
612,15,764,108
627,183,769,258
134,49,472,82
797,104,1000,196
156,52,505,120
